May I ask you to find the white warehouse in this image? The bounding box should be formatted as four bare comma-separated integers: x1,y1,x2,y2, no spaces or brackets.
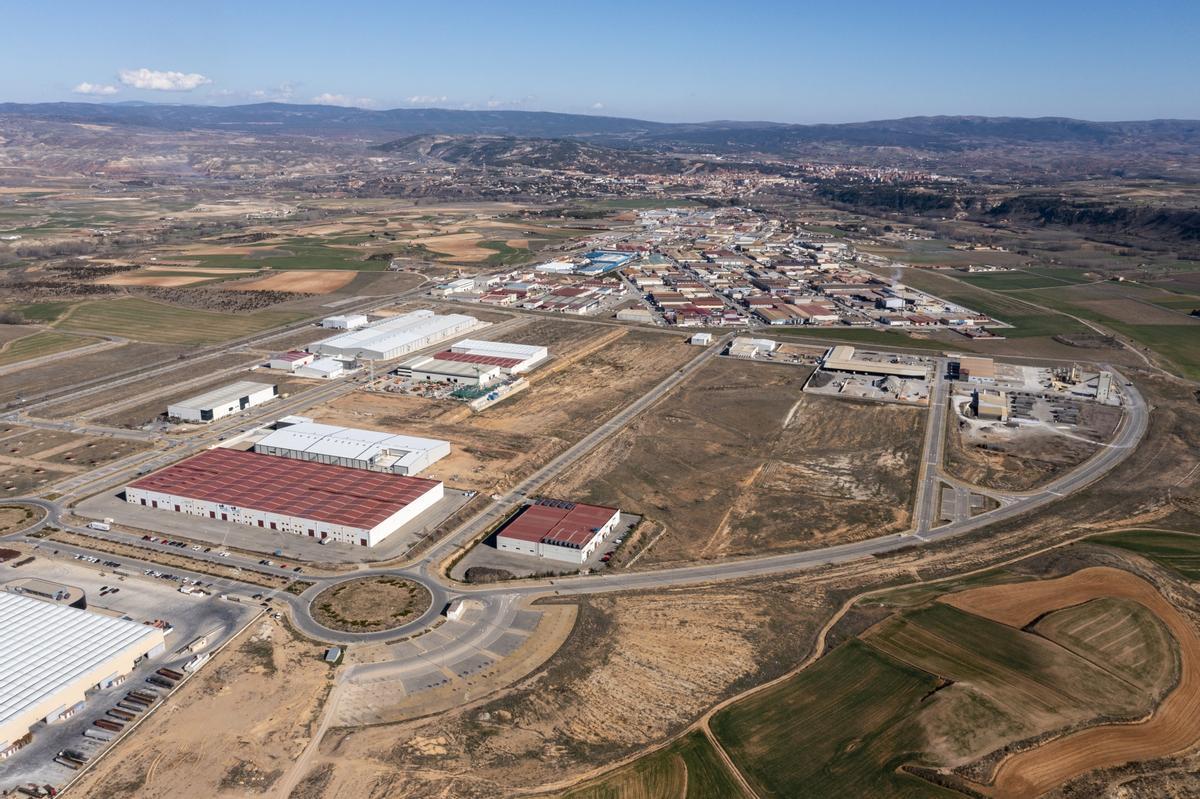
254,420,450,476
311,310,482,362
448,339,548,373
167,381,278,423
0,592,167,754
320,313,369,330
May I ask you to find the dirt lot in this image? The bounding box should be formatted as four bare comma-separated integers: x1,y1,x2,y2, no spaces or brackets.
311,576,431,633
548,359,923,566
98,273,214,287
233,271,358,294
0,504,42,534
945,566,1200,798
944,402,1123,492
295,577,836,798
67,615,333,799
309,325,692,494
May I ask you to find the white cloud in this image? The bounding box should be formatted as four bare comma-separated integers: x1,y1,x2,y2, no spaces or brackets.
591,102,605,110
311,93,375,108
73,82,119,96
119,68,212,92
407,95,448,104
483,95,536,110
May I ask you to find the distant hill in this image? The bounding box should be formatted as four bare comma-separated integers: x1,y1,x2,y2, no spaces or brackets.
2,102,1197,153
371,134,691,174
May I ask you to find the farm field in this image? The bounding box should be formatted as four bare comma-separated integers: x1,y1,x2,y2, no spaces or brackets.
231,269,358,293
711,640,956,798
943,567,1200,798
0,342,186,405
705,565,1190,798
1088,530,1200,580
54,297,310,344
558,731,748,799
772,325,959,351
0,329,98,367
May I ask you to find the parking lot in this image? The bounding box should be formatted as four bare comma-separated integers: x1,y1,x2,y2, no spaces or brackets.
0,551,259,792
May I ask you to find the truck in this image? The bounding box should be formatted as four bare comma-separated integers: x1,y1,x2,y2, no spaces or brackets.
86,521,111,532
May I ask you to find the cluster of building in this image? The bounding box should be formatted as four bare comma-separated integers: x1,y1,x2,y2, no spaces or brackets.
397,339,548,388
126,418,455,547
309,310,483,362
433,268,627,316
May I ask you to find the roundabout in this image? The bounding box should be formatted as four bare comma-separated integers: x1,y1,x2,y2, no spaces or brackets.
310,575,433,633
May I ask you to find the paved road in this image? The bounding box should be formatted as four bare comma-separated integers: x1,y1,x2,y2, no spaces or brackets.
913,358,949,534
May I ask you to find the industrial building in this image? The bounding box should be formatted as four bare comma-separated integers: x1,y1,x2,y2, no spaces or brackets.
125,448,443,547
0,591,166,753
310,310,480,362
254,420,450,476
954,356,997,383
496,499,620,564
268,350,315,372
727,337,778,359
398,356,502,386
821,346,929,379
320,313,369,330
296,357,344,380
973,389,1009,421
167,381,278,423
447,339,548,373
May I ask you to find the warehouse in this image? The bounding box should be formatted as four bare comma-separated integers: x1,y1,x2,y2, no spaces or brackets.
0,591,166,753
821,346,929,379
268,350,315,372
397,356,502,386
320,313,368,330
296,357,344,380
447,338,549,373
254,420,450,475
167,381,277,423
973,388,1009,421
125,448,443,547
311,310,481,362
496,499,620,564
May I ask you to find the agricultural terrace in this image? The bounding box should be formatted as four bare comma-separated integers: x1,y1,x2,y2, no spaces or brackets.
1088,529,1200,579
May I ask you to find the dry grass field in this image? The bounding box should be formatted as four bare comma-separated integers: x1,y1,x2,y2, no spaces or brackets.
311,576,430,633
548,359,923,566
0,342,187,405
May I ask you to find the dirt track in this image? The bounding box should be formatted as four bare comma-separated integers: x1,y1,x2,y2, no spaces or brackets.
944,567,1200,798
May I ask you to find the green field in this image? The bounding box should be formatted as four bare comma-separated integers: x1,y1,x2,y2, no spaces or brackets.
0,330,97,366
711,640,956,798
1089,530,1200,579
561,731,748,799
12,300,76,324
866,604,1149,718
55,298,308,344
479,239,535,267
956,269,1093,291
1034,598,1175,688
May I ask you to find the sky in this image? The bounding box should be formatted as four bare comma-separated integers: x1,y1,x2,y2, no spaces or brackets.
3,0,1198,123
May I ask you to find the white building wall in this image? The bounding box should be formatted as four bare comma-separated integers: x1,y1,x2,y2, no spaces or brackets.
125,481,442,547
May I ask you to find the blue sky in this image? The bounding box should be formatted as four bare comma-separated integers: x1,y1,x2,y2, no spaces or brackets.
4,1,1198,122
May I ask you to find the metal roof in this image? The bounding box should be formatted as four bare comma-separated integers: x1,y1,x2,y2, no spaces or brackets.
0,592,163,737
313,311,478,360
449,339,547,361
128,449,442,530
173,381,275,411
431,350,524,369
498,500,618,549
256,422,447,467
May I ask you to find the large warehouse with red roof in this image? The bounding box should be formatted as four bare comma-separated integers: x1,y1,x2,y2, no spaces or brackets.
124,448,443,547
496,498,620,564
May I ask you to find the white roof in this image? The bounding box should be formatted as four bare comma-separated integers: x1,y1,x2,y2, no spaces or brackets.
299,357,343,375
403,356,502,379
314,311,477,359
0,592,163,734
173,380,275,410
256,421,447,468
449,339,547,360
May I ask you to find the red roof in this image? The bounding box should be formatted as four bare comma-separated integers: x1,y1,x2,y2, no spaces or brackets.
432,350,524,369
275,350,312,362
128,449,441,530
498,500,618,549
